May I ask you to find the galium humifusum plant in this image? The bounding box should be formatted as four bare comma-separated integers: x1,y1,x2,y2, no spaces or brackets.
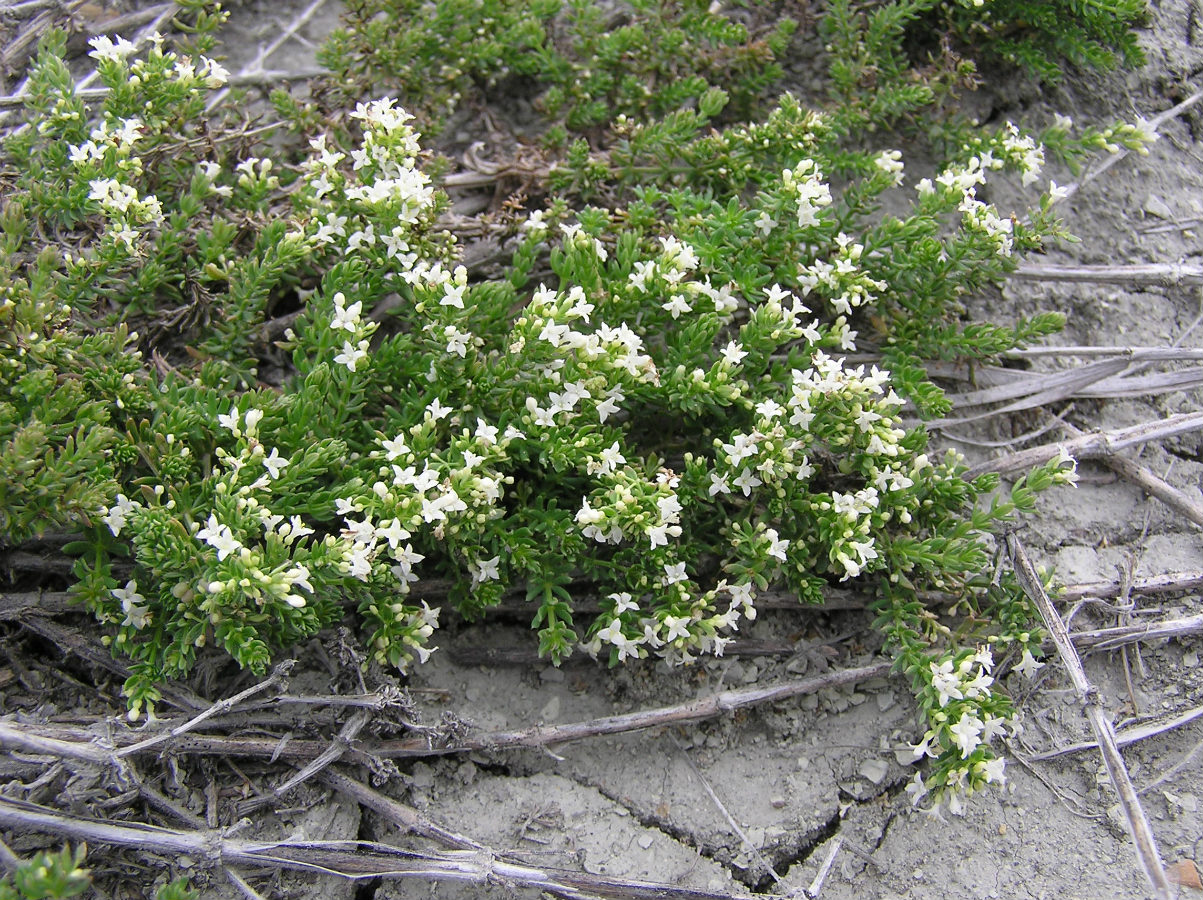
0,15,1156,810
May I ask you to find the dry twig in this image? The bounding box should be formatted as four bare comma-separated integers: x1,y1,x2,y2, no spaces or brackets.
963,411,1203,479
1010,261,1203,287
1007,534,1171,899
0,797,800,900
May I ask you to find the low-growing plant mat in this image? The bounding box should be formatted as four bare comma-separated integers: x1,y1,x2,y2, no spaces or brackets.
0,1,1201,899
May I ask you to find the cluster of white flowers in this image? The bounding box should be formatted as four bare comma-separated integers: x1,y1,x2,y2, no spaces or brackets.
627,236,738,319
903,641,1050,812
585,575,761,665
301,97,435,242
782,158,832,228
89,33,227,88
798,232,887,321
70,113,162,251
873,149,905,186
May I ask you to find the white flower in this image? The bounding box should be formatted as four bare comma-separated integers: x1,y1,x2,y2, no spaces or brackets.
662,562,688,585
112,580,150,629
766,530,789,562
376,518,410,548
444,325,470,358
662,294,691,318
733,468,762,496
930,659,964,707
285,564,314,595
981,756,1007,785
262,447,289,479
474,419,499,445
1047,180,1070,204
88,34,137,62
719,341,747,366
873,149,904,185
909,731,937,761
754,212,776,236
101,493,139,537
330,293,362,332
597,619,640,662
197,514,242,561
662,614,691,642
587,442,626,476
335,340,369,372
381,434,409,460
1013,648,1045,680
1053,445,1079,486
469,555,501,586
905,772,928,807
200,56,229,87
708,472,731,496
426,398,452,420
609,592,638,615
949,714,984,759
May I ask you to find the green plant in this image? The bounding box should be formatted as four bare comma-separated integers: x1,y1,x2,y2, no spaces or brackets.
315,0,796,138
0,847,90,900
0,0,1157,811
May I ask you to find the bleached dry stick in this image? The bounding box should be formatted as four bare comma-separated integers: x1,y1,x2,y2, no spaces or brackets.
963,411,1203,479
319,768,485,851
234,708,371,817
1007,534,1171,900
1027,703,1203,761
1010,262,1203,287
0,797,799,900
2,662,894,765
116,660,294,759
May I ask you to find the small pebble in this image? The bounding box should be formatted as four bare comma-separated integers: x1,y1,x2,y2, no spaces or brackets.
1144,194,1173,219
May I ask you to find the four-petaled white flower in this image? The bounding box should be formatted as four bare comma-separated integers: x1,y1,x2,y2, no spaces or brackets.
662,614,691,643
662,562,687,585
1013,648,1045,680
112,580,150,629
469,555,501,585
733,468,762,497
262,447,289,479
949,714,984,759
335,340,369,372
197,514,242,561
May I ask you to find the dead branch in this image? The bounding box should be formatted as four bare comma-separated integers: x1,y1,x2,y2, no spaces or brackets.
3,661,893,765
1027,703,1203,761
1060,570,1203,601
963,411,1203,479
1098,452,1203,529
116,660,294,759
318,768,484,851
1071,613,1203,651
0,797,799,900
1010,262,1203,287
1007,534,1171,900
234,708,370,817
